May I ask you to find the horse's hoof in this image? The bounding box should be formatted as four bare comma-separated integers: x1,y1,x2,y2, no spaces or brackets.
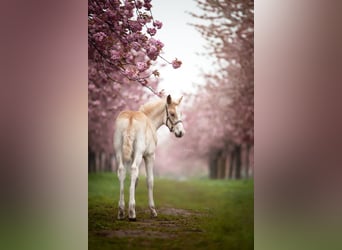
151,209,158,218
128,217,137,221
117,209,125,220
117,213,125,220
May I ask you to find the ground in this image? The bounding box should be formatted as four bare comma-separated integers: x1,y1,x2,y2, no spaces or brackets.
89,173,253,250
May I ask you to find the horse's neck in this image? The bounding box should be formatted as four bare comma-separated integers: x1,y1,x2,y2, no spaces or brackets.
140,100,165,130
144,105,165,130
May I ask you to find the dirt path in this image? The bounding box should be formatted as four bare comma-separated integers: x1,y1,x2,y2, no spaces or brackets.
96,207,205,240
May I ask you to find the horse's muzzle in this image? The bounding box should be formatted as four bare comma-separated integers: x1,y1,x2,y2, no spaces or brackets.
175,131,184,138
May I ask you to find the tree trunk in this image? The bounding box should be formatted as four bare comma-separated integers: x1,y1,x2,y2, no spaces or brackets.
110,154,116,172
217,154,221,179
225,153,229,179
235,144,242,179
106,154,112,172
245,144,251,178
250,146,254,177
88,147,95,173
95,152,100,172
217,151,222,179
213,152,218,179
209,152,216,179
100,152,106,172
209,149,224,179
220,153,227,179
229,149,235,179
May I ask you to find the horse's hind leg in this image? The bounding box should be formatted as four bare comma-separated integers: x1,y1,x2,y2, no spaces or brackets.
116,153,126,220
128,153,142,221
144,154,157,218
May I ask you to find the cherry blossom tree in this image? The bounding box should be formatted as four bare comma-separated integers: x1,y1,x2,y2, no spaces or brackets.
189,0,254,179
190,0,254,141
156,0,253,179
88,0,181,171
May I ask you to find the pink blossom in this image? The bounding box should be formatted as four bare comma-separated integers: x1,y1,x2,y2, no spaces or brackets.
155,40,164,49
124,1,134,11
99,71,107,79
137,17,147,25
93,32,107,42
153,20,163,29
171,59,182,69
123,9,132,18
126,34,135,42
147,28,157,36
125,53,134,63
89,67,97,76
129,20,142,32
136,1,143,9
147,45,158,60
131,42,140,51
149,38,164,49
137,62,148,72
143,1,152,10
124,68,138,78
93,100,100,106
110,50,120,60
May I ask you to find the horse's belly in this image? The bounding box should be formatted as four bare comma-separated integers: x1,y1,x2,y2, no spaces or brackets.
143,132,157,156
144,141,156,156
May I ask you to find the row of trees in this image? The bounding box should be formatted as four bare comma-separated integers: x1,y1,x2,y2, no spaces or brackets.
156,0,254,179
88,0,181,172
189,0,254,179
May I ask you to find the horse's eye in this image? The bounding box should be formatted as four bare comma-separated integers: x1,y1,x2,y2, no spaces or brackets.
170,113,175,117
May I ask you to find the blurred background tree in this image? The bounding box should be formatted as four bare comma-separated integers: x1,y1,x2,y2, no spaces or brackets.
189,0,253,179
156,0,254,179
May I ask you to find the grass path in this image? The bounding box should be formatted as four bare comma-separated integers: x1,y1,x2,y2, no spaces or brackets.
89,173,253,250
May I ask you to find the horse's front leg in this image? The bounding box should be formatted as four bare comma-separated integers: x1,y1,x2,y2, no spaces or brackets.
144,154,157,218
128,155,142,221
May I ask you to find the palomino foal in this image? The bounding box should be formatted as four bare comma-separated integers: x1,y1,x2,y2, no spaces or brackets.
114,94,185,220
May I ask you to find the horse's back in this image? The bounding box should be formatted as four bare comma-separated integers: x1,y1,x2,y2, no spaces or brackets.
115,110,148,133
116,110,147,122
114,110,151,162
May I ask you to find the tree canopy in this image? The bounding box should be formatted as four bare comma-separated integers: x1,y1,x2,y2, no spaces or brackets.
88,0,181,154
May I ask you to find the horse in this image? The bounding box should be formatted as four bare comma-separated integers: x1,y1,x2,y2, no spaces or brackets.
113,94,185,221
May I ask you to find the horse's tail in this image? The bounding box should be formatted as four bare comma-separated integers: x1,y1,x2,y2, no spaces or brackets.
122,117,134,162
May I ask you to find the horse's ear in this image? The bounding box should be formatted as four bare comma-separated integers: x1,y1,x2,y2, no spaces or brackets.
167,94,172,105
177,96,183,105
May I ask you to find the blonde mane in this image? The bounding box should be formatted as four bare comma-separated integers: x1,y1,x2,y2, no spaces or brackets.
139,97,165,116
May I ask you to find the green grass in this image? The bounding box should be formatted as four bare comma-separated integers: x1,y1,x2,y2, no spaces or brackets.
89,173,254,250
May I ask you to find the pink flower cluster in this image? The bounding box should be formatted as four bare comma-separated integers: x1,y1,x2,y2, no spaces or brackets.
89,0,181,84
110,50,120,61
153,20,163,29
172,58,182,69
143,0,152,10
137,62,148,72
93,32,107,42
146,38,164,60
147,28,157,36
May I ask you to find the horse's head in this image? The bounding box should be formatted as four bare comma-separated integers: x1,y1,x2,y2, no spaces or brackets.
165,94,185,138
